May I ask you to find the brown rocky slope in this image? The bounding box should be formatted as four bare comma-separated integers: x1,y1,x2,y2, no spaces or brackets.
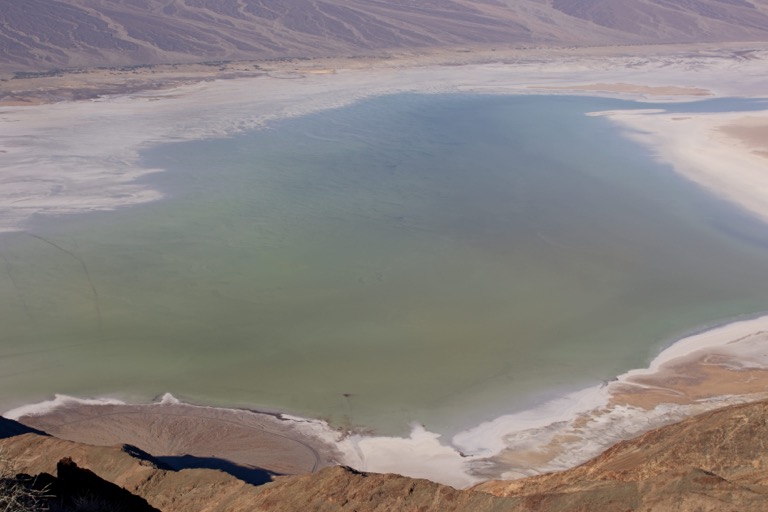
4,398,768,510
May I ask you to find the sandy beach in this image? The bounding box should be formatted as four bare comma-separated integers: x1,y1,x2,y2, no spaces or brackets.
3,43,768,489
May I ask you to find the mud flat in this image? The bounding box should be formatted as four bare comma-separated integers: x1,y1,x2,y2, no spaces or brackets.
6,394,341,479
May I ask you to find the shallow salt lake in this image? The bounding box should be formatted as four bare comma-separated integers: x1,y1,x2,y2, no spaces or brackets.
2,94,768,435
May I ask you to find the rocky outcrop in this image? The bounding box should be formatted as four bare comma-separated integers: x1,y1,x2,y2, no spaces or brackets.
250,466,512,511
0,433,265,512
5,399,768,511
247,466,768,511
30,457,161,512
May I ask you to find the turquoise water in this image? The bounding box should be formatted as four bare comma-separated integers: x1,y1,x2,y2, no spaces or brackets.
2,94,768,434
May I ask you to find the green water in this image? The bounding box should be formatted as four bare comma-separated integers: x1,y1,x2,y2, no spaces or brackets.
2,94,768,434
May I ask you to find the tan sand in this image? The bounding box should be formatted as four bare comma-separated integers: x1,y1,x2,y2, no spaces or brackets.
720,118,768,161
612,361,768,410
611,328,768,410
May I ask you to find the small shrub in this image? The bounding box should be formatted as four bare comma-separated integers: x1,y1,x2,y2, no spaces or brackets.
0,452,50,512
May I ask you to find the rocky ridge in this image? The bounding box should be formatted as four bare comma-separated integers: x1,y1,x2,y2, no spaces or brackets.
4,398,768,511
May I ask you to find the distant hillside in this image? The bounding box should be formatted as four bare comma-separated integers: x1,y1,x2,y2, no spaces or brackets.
3,0,768,72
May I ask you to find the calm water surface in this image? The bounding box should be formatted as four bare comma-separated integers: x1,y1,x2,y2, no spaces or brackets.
2,94,768,434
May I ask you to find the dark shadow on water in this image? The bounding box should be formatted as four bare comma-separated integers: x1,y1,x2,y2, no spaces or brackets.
157,455,281,486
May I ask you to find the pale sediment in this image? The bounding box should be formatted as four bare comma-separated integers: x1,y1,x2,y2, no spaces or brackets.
602,108,768,225
613,316,768,409
9,395,341,479
719,116,768,161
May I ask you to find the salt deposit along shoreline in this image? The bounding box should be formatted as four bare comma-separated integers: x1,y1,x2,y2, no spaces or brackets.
3,47,768,489
9,313,768,489
2,46,767,233
597,106,768,226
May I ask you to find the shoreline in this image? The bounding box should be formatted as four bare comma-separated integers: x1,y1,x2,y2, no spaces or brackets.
4,394,342,479
4,42,768,103
2,44,768,489
7,313,768,489
2,45,767,233
598,106,768,225
453,313,768,481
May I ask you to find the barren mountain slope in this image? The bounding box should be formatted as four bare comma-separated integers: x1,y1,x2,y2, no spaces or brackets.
3,0,768,73
548,0,768,40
